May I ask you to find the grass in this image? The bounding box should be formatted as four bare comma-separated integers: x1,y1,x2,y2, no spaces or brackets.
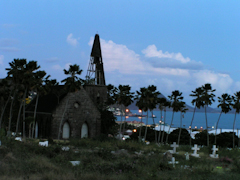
0,137,240,180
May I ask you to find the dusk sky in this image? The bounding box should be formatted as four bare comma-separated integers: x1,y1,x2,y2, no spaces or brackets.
1,1,240,107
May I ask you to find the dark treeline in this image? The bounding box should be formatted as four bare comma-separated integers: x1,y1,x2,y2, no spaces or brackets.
1,59,240,148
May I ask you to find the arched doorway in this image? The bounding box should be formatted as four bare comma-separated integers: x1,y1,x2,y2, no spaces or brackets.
62,122,70,139
81,123,88,138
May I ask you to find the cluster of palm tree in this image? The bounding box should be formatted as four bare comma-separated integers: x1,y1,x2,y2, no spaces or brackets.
108,82,240,148
0,59,86,140
2,59,240,148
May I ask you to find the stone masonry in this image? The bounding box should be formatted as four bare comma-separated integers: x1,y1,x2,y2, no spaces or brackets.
51,87,101,139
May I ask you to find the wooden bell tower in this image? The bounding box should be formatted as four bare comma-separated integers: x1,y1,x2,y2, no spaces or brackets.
86,34,106,85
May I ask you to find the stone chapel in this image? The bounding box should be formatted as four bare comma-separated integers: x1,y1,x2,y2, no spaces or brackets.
26,34,107,139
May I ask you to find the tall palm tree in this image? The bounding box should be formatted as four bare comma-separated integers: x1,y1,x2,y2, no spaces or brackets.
147,85,160,143
31,71,49,138
0,79,11,130
201,83,216,146
166,90,184,144
189,87,204,146
157,97,167,143
135,87,149,142
115,85,134,140
178,102,188,145
231,91,240,148
161,100,171,144
58,64,83,139
214,93,232,144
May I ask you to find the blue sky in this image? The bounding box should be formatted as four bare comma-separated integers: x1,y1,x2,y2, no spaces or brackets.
0,1,240,107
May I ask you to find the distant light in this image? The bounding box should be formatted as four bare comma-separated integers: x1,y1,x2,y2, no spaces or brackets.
212,126,214,129
195,126,197,129
122,137,126,140
126,109,129,112
126,116,129,118
200,127,203,129
159,121,162,123
139,109,142,113
133,129,137,133
189,126,191,129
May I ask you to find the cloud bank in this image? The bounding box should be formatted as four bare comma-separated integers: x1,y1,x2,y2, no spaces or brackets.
88,37,238,105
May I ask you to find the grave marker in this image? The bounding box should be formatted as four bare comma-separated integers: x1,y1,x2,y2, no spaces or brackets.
62,146,70,151
15,137,22,141
69,161,80,166
39,141,48,147
185,152,189,160
168,157,178,168
210,145,219,158
191,144,200,157
170,142,179,154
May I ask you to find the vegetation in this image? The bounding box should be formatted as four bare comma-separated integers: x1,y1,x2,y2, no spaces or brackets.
0,137,240,180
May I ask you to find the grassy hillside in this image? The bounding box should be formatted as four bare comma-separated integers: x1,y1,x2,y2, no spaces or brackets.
0,137,240,180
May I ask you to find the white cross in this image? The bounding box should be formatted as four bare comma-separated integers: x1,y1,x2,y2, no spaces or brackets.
185,152,189,160
210,145,219,158
168,157,178,167
170,142,179,154
191,144,200,157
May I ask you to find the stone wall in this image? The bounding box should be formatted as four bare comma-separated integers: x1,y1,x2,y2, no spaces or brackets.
84,85,107,106
51,87,101,139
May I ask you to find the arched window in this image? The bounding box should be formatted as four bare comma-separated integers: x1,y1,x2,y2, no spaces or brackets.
81,123,88,138
62,122,70,139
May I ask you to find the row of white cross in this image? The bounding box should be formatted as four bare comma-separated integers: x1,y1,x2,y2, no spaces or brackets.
170,142,218,158
168,142,219,167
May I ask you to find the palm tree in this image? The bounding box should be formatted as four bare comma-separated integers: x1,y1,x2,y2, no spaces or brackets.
231,91,240,148
115,85,134,140
157,97,167,143
178,102,188,145
106,84,117,106
201,83,216,146
214,93,232,144
31,71,49,138
166,90,184,144
135,87,149,142
189,87,204,146
161,100,171,144
0,79,11,130
58,64,83,139
147,85,160,143
61,64,83,92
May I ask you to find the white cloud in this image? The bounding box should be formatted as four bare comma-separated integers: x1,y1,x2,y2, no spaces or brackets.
142,45,191,63
52,64,62,70
64,63,72,70
87,37,239,106
66,33,78,46
0,55,3,65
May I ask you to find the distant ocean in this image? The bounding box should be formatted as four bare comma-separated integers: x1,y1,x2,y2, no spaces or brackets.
116,110,240,130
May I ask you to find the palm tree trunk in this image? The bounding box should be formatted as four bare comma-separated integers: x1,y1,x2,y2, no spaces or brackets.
0,95,10,130
166,111,174,144
178,112,183,145
233,112,237,148
158,110,163,143
151,111,157,143
144,111,149,141
32,94,39,138
189,105,196,146
214,111,222,145
205,105,209,146
118,104,124,140
58,97,70,140
122,106,127,138
161,109,167,144
23,89,26,140
7,90,16,137
138,110,143,142
16,89,27,135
